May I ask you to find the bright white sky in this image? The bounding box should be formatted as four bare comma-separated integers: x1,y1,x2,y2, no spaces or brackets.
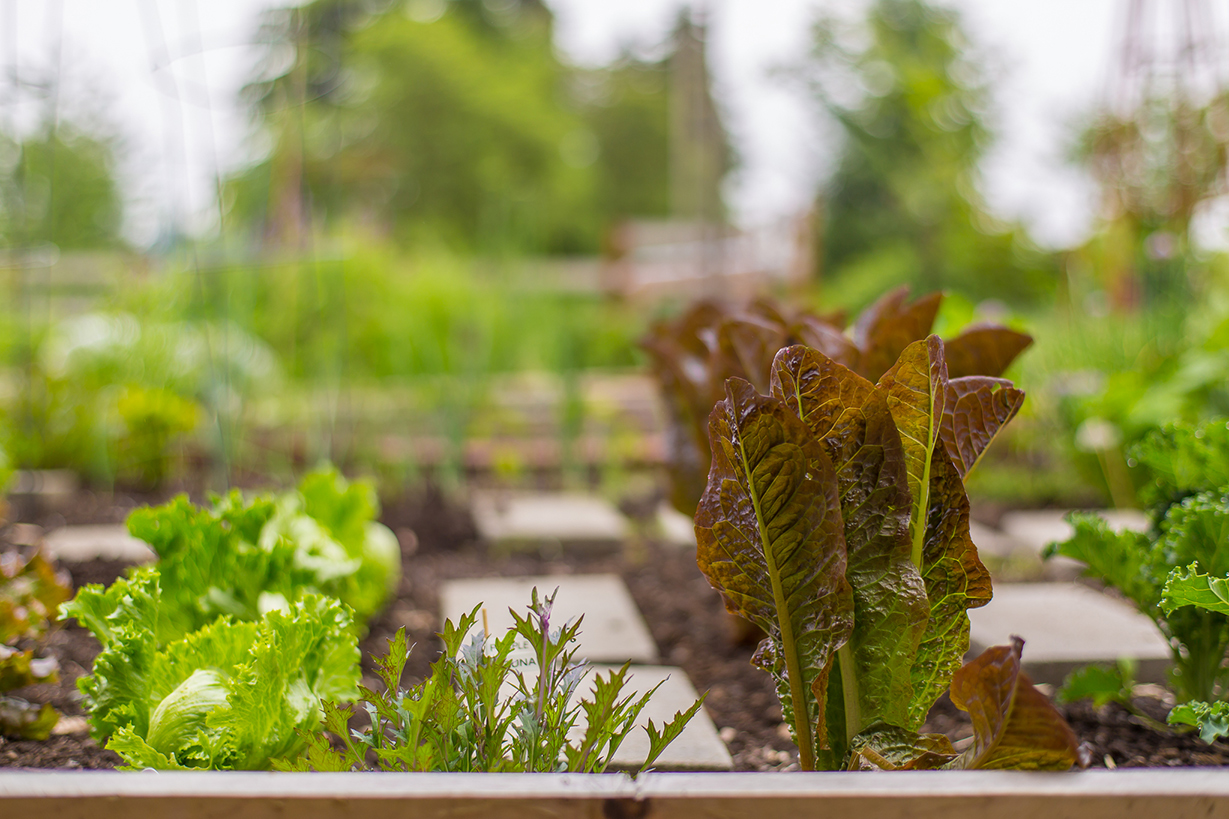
0,0,1173,250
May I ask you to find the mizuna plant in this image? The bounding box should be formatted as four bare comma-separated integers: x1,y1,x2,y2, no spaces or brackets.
694,336,1080,771
281,589,701,773
643,287,1031,514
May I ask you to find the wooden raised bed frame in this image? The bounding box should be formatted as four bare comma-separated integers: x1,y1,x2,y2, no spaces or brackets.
3,770,1228,818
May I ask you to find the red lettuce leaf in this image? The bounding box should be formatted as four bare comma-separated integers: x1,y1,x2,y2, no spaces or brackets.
944,325,1033,379
940,376,1025,479
792,316,860,372
846,724,957,770
853,288,943,382
641,303,728,513
947,637,1081,771
877,337,992,726
770,345,927,739
695,378,854,770
908,448,992,725
716,316,787,395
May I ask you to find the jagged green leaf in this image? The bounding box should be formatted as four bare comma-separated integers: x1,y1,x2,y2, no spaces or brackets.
1162,564,1229,616
1168,700,1229,743
1044,513,1159,614
1131,419,1229,509
1056,661,1135,709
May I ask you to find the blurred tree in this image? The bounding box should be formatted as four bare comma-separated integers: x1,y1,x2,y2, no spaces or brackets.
229,0,727,255
0,125,124,250
667,11,731,225
230,0,596,253
804,0,1056,306
1075,0,1229,309
578,57,671,225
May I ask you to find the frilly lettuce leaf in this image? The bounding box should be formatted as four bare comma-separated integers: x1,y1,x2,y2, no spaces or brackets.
257,466,401,623
208,594,360,770
65,567,359,770
96,467,400,645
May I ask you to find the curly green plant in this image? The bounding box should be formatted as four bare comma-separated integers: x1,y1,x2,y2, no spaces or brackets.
1046,418,1229,705
63,567,359,770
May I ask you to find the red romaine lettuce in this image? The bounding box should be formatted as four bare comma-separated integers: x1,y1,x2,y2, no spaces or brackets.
695,336,1077,771
643,288,1030,515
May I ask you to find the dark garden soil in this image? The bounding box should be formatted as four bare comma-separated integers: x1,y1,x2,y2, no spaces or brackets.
2,486,1227,771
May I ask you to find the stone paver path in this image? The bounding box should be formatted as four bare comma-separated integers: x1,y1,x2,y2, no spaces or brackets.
998,508,1150,556
10,470,78,510
439,573,658,665
655,503,696,550
471,492,630,553
42,525,155,563
968,582,1171,685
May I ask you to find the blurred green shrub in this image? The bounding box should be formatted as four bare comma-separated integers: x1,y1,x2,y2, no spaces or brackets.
3,312,279,487
804,0,1058,306
1046,299,1229,507
166,249,640,382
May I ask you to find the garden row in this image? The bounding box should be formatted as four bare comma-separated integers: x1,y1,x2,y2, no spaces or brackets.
6,289,1229,776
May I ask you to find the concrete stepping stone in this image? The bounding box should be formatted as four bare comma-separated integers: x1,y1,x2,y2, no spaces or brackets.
42,525,154,563
439,573,659,665
999,508,1150,556
471,492,630,553
967,582,1171,685
655,503,696,550
582,664,732,771
993,509,1151,580
9,470,78,511
968,520,1019,560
